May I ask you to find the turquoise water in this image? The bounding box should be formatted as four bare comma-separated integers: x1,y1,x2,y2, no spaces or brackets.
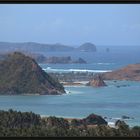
0,80,140,127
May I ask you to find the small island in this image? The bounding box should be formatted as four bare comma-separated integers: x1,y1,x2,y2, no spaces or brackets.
77,42,97,52
86,74,107,87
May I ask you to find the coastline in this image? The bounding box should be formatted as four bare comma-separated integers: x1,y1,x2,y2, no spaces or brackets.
61,81,88,86
40,114,117,128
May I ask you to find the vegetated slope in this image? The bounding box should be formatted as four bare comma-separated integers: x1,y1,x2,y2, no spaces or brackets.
0,52,65,95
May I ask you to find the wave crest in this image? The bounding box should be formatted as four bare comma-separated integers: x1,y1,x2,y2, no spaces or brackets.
43,67,111,73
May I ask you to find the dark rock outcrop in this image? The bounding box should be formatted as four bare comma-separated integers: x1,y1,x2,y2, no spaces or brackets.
71,113,107,127
101,63,140,81
87,74,107,87
82,113,107,125
0,52,65,95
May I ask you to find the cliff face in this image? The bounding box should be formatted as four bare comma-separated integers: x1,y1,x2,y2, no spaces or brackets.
0,52,65,95
87,74,107,87
101,64,140,81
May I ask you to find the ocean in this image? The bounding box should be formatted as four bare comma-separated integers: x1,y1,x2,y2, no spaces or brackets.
0,49,140,127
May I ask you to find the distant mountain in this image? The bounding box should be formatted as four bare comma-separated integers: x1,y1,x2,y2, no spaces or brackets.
0,42,97,53
77,42,96,52
0,52,65,95
101,63,140,81
0,42,74,52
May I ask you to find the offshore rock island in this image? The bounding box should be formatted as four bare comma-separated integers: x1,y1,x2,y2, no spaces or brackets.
0,52,65,95
86,74,107,87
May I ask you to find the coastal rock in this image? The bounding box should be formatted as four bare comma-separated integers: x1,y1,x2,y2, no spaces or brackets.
0,52,65,95
87,74,107,87
115,120,129,129
122,116,130,119
82,113,108,125
101,63,140,81
71,113,107,127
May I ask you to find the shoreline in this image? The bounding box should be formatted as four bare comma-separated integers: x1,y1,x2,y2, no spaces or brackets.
40,114,136,128
40,115,117,128
61,81,88,86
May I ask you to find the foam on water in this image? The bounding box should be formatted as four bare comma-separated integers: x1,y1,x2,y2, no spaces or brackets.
96,63,115,65
43,67,111,73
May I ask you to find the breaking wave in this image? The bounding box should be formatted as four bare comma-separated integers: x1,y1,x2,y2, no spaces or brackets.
43,67,111,73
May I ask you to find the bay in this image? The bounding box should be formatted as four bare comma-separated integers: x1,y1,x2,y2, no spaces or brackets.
1,50,140,127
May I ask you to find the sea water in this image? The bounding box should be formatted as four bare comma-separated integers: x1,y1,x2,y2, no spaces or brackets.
0,50,140,127
0,81,140,127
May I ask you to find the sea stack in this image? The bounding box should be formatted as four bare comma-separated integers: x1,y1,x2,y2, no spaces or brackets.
0,52,65,95
87,74,107,87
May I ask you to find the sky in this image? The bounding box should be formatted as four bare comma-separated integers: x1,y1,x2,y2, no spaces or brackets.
0,4,140,46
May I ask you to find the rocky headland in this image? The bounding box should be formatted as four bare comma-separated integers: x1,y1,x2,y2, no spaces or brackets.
101,63,140,81
0,52,65,95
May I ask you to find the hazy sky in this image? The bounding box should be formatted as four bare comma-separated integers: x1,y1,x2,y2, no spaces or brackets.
0,4,140,46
